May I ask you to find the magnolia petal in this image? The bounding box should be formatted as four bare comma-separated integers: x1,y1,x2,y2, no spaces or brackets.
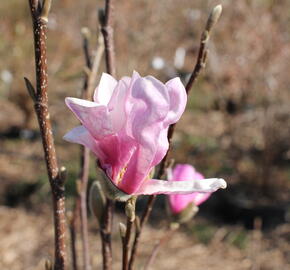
165,77,187,125
150,127,169,167
93,73,117,105
134,178,227,195
63,125,105,160
65,97,114,139
172,164,200,181
108,80,128,132
168,164,208,213
120,76,171,193
150,78,187,167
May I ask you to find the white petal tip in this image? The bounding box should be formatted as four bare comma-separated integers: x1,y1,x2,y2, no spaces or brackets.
216,178,227,189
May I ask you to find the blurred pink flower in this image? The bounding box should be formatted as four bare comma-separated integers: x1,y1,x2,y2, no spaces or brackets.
168,164,214,214
64,72,226,197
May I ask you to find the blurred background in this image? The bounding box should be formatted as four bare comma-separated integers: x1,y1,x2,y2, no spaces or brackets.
0,0,289,269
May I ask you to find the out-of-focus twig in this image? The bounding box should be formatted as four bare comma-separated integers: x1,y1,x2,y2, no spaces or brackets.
26,1,67,269
185,4,222,94
68,210,79,270
70,27,104,270
98,1,116,269
99,0,116,77
100,199,114,270
128,5,222,270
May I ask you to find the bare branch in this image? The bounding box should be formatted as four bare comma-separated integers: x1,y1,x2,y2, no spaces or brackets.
99,0,116,77
100,199,114,270
98,1,116,269
26,1,67,269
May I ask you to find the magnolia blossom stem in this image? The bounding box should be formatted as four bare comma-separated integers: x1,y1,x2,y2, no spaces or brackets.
122,218,133,270
26,1,67,269
128,5,222,270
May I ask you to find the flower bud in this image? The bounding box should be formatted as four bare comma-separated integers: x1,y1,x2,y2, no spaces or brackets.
119,222,127,238
125,196,137,222
89,181,106,224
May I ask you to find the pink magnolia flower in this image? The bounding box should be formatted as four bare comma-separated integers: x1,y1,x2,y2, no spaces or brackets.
64,72,226,198
168,164,214,214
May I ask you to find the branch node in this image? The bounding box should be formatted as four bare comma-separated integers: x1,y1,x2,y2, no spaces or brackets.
59,166,67,186
98,8,106,26
24,77,37,102
40,0,52,23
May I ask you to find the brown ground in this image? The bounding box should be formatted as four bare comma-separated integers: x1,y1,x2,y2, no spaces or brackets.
1,205,290,270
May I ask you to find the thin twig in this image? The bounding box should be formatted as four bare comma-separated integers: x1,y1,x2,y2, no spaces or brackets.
98,1,116,269
122,218,134,270
128,5,222,270
122,198,136,270
87,33,105,96
77,28,93,270
71,28,105,270
69,208,79,270
79,146,91,270
99,0,116,77
26,1,67,269
100,199,114,270
143,225,179,270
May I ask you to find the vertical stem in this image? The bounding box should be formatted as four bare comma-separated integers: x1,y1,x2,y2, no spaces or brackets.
122,219,133,270
27,1,67,269
98,1,116,269
100,199,114,270
100,0,116,77
79,146,91,270
69,206,80,270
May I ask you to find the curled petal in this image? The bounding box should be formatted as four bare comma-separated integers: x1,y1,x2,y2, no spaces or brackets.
63,125,105,159
119,76,171,193
134,178,227,195
65,97,113,139
93,73,117,105
165,77,187,125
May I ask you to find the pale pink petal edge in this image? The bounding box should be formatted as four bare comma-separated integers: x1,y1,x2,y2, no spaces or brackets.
133,178,227,195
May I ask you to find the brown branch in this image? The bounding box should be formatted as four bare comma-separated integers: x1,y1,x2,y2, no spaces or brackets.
75,28,93,270
122,218,133,270
26,1,67,269
78,146,91,270
69,209,79,270
70,28,105,270
99,0,116,77
128,5,222,270
100,199,114,270
122,197,136,270
98,1,117,269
